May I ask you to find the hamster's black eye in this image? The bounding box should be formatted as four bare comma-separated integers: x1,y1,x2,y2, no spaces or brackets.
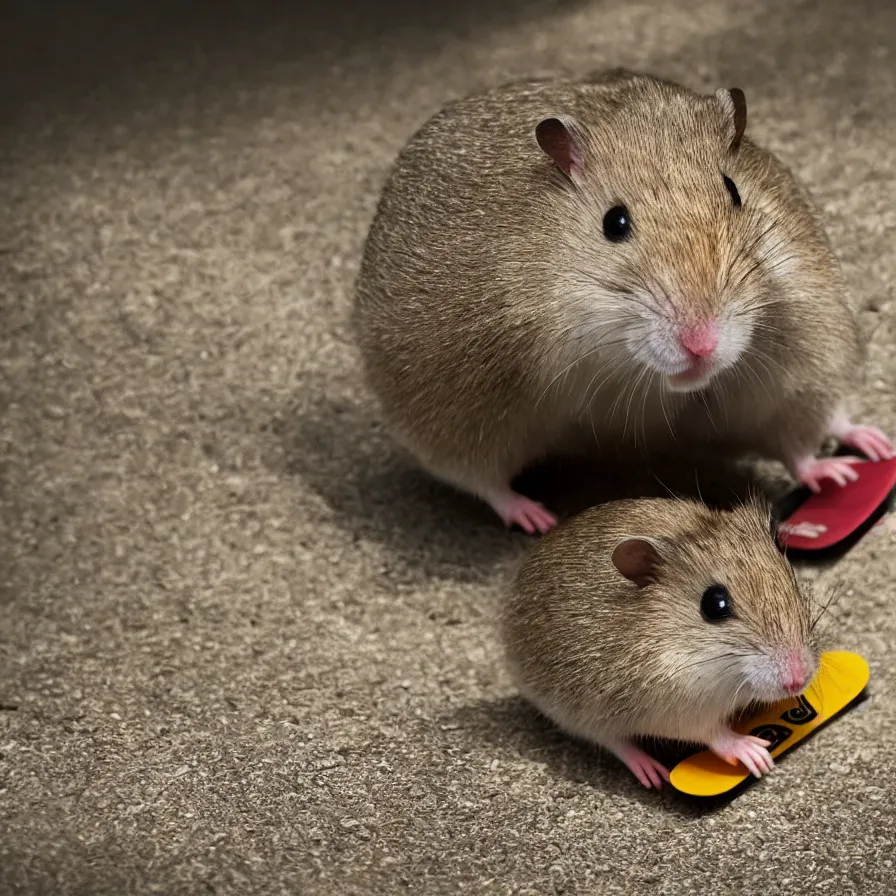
723,175,742,208
701,584,733,622
602,205,631,242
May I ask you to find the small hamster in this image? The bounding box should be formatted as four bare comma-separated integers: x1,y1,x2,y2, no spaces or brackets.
500,496,820,788
353,69,893,533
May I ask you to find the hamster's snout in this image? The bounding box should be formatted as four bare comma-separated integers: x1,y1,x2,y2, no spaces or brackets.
625,287,754,392
665,322,720,390
679,323,719,359
744,644,819,703
777,647,818,697
656,318,724,392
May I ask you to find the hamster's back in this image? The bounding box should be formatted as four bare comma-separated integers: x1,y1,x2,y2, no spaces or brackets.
356,79,565,307
353,79,584,375
352,78,599,463
501,498,701,730
505,497,699,625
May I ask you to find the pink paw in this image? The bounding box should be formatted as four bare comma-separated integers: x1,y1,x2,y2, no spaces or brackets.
834,423,895,463
795,455,863,493
708,730,775,779
486,489,558,535
612,743,671,790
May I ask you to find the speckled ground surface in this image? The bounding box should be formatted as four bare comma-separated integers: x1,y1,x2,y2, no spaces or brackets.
2,1,896,894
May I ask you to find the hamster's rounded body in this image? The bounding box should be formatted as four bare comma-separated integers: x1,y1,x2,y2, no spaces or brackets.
501,497,820,787
354,71,893,532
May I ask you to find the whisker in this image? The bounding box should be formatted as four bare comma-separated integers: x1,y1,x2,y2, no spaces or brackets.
810,582,847,633
535,343,607,407
650,472,677,500
666,650,753,678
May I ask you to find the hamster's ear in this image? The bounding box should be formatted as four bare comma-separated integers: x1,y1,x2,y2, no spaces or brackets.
535,116,584,180
715,87,747,153
612,537,668,589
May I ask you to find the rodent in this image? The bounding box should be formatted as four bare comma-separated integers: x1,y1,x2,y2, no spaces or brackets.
352,69,893,533
500,496,821,789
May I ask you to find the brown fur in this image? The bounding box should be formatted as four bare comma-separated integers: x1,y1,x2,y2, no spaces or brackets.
353,70,862,502
501,497,820,747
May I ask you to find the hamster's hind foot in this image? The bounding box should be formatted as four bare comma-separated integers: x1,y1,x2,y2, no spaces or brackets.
707,729,774,779
792,455,863,493
829,416,895,463
483,487,558,535
605,740,671,789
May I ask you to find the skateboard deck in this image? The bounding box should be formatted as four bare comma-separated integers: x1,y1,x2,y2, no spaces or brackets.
777,457,896,552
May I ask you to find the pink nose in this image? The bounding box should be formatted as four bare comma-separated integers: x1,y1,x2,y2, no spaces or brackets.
679,324,719,359
781,652,807,696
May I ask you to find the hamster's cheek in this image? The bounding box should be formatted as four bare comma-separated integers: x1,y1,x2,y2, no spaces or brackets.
628,317,688,376
714,313,753,371
756,228,800,284
559,294,632,355
739,652,782,701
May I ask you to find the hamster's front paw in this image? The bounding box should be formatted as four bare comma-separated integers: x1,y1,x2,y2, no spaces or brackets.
832,422,895,463
707,729,775,778
827,410,895,462
793,455,863,493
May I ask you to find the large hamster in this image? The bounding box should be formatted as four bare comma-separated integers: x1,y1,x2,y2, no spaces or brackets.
501,497,821,788
353,69,893,534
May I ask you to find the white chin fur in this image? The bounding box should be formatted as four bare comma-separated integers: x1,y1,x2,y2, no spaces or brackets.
663,368,717,394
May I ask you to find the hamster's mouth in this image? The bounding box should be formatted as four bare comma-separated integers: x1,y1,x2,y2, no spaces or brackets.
665,360,716,392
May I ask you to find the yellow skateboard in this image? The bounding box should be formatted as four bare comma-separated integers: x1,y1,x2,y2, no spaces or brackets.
669,651,870,797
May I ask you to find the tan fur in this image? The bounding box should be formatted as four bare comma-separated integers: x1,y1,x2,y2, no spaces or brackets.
500,497,820,748
353,70,861,501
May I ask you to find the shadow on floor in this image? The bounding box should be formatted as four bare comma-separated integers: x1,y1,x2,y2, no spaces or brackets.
1,0,590,130
277,388,770,582
444,694,730,815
